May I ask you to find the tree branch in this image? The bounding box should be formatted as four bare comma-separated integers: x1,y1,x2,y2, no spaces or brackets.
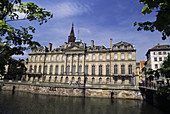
5,18,27,22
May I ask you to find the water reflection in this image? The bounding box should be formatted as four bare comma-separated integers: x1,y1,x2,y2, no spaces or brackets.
0,91,163,114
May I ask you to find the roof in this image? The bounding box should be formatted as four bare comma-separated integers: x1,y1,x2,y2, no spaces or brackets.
112,41,133,46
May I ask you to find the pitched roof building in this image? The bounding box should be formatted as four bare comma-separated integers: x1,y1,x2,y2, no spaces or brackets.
26,24,137,85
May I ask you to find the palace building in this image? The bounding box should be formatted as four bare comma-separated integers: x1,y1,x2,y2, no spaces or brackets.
26,24,136,85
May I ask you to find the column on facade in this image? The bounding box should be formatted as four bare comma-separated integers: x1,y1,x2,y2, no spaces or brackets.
82,53,85,75
64,54,67,76
70,54,73,75
76,54,79,75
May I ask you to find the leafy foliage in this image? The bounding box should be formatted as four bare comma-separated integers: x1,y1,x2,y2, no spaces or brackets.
134,0,170,40
159,54,170,78
0,0,53,75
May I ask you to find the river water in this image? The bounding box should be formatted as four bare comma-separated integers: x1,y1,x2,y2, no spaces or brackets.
0,91,164,114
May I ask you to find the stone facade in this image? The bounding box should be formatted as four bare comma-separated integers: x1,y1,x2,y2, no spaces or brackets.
26,24,136,86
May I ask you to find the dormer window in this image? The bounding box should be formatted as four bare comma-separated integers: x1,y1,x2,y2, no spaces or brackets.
157,46,160,49
121,45,123,49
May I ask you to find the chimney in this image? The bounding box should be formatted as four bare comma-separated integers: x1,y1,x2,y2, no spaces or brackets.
48,43,52,51
110,38,112,49
91,40,94,48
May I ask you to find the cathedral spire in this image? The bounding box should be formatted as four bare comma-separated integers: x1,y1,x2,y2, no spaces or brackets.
68,23,76,43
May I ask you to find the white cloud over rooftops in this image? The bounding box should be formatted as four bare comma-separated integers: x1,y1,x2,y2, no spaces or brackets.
48,2,91,19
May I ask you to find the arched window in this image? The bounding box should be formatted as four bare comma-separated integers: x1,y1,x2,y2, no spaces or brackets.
72,77,75,83
106,65,110,75
121,65,125,74
65,77,69,83
78,77,81,83
43,76,46,82
55,76,57,82
128,65,132,74
99,78,102,84
99,65,102,75
78,65,82,74
29,65,32,73
38,65,41,73
55,65,58,75
106,78,110,84
61,65,64,75
35,56,38,62
60,77,63,83
49,65,53,75
114,65,118,74
56,55,59,61
85,65,88,75
34,65,37,73
49,76,52,82
92,77,95,84
44,65,47,74
92,65,95,75
128,53,132,60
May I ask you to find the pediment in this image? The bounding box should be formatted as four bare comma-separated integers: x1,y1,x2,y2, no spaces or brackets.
65,44,85,51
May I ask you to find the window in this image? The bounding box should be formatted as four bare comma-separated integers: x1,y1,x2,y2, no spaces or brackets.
153,52,156,55
49,65,53,75
121,45,123,49
92,65,95,75
85,65,88,75
122,78,125,84
67,55,70,61
118,46,120,49
154,57,157,61
40,56,42,62
114,53,117,60
73,55,76,61
34,65,37,73
158,52,161,55
86,54,88,60
44,65,47,74
128,65,132,74
106,78,110,84
159,57,162,61
163,52,166,55
62,55,65,62
29,65,32,73
114,65,118,74
99,78,102,84
92,77,95,84
46,56,48,61
121,65,125,74
106,54,110,60
79,54,82,61
78,77,81,83
92,54,95,60
51,55,53,61
38,65,41,73
72,65,76,75
55,77,57,82
128,53,132,60
114,77,117,84
155,64,158,69
128,45,131,49
125,46,127,50
66,65,70,75
121,53,124,60
99,54,102,60
31,56,33,62
99,65,102,75
164,57,167,60
65,77,69,83
61,65,64,75
49,76,51,82
129,77,132,84
56,56,59,61
106,65,110,75
85,77,88,83
78,65,82,74
60,77,63,83
72,77,75,83
55,65,58,75
34,55,37,61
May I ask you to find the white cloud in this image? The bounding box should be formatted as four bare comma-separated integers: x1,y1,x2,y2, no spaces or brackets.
48,2,90,19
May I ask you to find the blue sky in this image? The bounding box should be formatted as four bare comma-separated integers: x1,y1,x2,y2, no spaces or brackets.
12,0,170,61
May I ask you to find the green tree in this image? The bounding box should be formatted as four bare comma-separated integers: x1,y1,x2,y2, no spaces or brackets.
134,0,170,40
0,0,53,75
159,54,170,85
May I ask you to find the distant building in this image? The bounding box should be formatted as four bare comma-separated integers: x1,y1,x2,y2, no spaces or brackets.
26,24,136,85
145,44,170,71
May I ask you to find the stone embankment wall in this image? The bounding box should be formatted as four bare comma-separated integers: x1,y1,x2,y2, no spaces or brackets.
1,84,143,100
